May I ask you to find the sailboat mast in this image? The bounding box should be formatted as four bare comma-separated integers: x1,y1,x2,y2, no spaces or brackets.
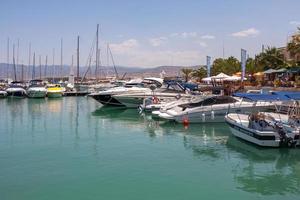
39,55,42,79
44,55,48,79
17,39,19,67
95,24,99,79
21,64,24,82
52,48,55,83
13,44,17,81
28,42,31,81
32,52,35,80
60,38,63,79
77,36,80,81
6,38,10,80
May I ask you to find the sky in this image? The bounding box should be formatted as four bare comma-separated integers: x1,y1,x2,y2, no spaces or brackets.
0,0,300,67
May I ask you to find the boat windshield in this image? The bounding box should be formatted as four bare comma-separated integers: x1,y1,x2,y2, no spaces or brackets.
179,96,238,109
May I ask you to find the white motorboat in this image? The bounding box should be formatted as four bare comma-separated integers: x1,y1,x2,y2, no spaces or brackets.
152,95,205,117
6,81,27,98
157,95,275,123
225,112,300,147
114,91,192,108
88,77,164,106
27,79,47,98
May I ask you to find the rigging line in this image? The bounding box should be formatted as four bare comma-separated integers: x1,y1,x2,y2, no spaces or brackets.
81,35,97,82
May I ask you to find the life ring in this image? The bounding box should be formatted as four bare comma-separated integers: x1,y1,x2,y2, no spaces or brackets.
152,96,159,104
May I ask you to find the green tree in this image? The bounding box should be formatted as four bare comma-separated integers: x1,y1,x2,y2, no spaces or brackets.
192,68,207,82
181,68,194,82
255,47,286,70
246,57,263,75
211,56,240,76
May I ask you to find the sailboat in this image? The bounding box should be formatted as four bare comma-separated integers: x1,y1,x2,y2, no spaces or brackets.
6,44,27,98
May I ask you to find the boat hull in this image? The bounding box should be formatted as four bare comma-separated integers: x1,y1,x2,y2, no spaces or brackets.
90,94,125,106
225,115,281,147
6,89,26,98
0,91,7,98
47,92,63,98
27,89,47,98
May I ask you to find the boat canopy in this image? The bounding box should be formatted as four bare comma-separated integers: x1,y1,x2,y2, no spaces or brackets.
233,93,290,101
271,91,300,100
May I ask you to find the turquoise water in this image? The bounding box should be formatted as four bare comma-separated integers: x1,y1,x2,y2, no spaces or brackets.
0,97,300,200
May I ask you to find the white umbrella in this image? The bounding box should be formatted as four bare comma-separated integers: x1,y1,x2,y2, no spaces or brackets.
223,76,246,81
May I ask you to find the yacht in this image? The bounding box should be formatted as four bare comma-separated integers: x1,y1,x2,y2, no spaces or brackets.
27,79,47,98
6,81,27,98
113,90,192,109
225,112,300,147
157,95,275,123
88,77,164,106
47,84,64,98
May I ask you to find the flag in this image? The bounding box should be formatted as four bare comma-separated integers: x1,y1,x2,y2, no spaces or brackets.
206,56,211,77
241,49,247,82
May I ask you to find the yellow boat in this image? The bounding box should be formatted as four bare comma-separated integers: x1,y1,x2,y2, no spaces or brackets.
47,84,64,98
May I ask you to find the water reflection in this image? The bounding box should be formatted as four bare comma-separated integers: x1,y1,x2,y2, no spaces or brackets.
93,106,300,196
227,137,300,195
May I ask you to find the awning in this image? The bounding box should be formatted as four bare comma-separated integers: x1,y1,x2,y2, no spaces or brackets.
263,69,278,74
271,91,300,100
287,67,300,73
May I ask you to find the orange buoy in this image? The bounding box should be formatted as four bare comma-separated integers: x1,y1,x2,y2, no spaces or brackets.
183,116,189,126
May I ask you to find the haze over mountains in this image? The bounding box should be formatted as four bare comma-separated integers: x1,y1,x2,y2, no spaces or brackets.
0,63,204,79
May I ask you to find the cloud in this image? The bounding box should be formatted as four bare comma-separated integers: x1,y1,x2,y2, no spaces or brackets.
149,37,167,47
109,39,139,54
231,28,260,37
127,50,202,67
200,35,215,40
197,41,207,47
170,32,198,38
289,21,300,25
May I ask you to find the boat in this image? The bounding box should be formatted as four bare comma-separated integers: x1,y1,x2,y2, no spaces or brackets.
114,91,192,108
225,112,300,147
156,95,275,123
47,84,64,98
6,81,27,98
88,77,164,106
27,79,47,98
0,90,7,98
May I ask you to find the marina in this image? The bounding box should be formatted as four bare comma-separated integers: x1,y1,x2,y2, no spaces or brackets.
1,0,300,199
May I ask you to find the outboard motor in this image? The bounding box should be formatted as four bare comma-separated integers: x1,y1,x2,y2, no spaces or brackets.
276,123,297,147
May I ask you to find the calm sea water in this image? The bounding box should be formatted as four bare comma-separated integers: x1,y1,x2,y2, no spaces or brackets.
0,97,300,200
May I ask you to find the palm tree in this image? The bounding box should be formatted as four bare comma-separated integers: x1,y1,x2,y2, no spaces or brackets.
192,68,207,82
181,68,194,82
255,47,285,70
